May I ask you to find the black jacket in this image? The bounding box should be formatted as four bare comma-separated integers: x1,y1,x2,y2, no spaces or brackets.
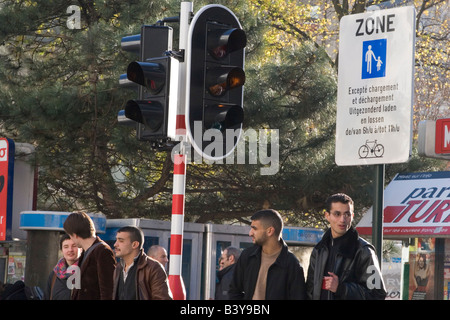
215,263,236,300
45,271,71,300
306,227,386,300
229,239,306,300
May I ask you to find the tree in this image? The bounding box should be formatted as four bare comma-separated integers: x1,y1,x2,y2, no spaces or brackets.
250,0,450,127
242,0,448,226
0,0,445,228
0,0,178,218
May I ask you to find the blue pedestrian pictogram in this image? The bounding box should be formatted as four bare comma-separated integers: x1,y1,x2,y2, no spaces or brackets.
361,39,387,79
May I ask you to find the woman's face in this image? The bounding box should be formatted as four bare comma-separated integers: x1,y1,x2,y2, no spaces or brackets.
418,256,425,268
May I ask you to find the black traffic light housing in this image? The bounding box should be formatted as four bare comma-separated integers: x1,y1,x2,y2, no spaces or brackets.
186,5,246,161
119,25,178,150
125,56,176,141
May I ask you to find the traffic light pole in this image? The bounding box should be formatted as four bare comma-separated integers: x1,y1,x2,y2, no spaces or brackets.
120,1,246,300
167,1,192,300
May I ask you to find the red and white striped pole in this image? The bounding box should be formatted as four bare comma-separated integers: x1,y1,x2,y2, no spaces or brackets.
168,116,187,300
167,1,192,300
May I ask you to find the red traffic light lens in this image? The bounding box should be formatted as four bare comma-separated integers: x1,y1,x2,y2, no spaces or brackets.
207,27,246,60
127,61,166,95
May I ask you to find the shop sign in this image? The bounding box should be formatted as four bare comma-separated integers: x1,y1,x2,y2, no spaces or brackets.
357,171,450,237
435,118,450,155
0,138,15,241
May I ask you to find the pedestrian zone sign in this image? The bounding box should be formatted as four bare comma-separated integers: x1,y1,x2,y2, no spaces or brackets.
335,6,416,166
361,38,387,79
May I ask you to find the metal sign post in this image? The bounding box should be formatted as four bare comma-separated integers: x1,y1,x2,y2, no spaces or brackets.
372,164,384,264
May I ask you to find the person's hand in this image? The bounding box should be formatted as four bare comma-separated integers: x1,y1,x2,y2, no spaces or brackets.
323,272,339,293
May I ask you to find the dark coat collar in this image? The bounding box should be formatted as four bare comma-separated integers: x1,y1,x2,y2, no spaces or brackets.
317,227,360,259
217,263,236,279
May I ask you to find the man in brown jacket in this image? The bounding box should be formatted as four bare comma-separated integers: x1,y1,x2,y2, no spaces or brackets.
112,225,172,300
63,211,116,300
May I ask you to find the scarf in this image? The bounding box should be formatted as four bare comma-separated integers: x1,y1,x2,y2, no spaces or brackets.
53,257,79,280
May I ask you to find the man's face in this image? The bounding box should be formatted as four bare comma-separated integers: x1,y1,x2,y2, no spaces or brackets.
249,219,269,246
68,234,82,248
154,247,169,267
325,201,354,238
61,238,80,265
220,249,233,269
114,231,137,259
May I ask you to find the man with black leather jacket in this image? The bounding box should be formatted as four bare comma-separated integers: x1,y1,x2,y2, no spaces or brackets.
306,193,386,300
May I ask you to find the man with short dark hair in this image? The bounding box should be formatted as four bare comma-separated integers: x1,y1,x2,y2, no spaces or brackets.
63,211,116,300
113,226,172,300
229,209,306,300
215,246,240,300
45,233,80,300
306,193,386,300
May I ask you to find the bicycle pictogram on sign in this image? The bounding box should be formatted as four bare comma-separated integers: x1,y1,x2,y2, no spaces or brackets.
358,140,385,159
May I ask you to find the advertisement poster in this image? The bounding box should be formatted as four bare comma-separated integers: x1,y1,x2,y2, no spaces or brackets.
0,138,14,241
444,238,450,300
6,254,25,283
409,238,435,300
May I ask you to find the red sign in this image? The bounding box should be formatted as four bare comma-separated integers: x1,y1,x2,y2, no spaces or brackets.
435,118,450,154
356,171,450,238
0,138,13,241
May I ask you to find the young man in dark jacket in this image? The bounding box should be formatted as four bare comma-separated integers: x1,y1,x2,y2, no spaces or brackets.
306,193,386,300
229,209,306,300
63,211,116,300
112,225,172,300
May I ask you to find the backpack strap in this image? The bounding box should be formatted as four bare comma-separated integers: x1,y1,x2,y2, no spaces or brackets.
49,272,57,300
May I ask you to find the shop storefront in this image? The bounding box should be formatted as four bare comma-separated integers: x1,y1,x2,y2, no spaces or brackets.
357,171,450,300
0,141,35,287
0,241,27,285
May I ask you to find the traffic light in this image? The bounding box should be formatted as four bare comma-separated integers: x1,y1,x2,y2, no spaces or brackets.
186,5,246,161
125,56,178,144
118,25,179,150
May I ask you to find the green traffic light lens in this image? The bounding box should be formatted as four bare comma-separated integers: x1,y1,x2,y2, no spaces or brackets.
204,104,244,132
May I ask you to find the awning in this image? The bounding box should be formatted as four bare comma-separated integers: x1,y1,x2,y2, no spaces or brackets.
356,171,450,239
19,211,107,234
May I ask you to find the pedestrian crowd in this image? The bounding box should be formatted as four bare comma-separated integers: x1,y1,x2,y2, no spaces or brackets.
1,193,386,300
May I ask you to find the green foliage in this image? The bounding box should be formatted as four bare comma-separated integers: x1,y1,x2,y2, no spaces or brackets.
0,0,446,227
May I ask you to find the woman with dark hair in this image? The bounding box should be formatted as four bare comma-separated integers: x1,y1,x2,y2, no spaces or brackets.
412,253,431,299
